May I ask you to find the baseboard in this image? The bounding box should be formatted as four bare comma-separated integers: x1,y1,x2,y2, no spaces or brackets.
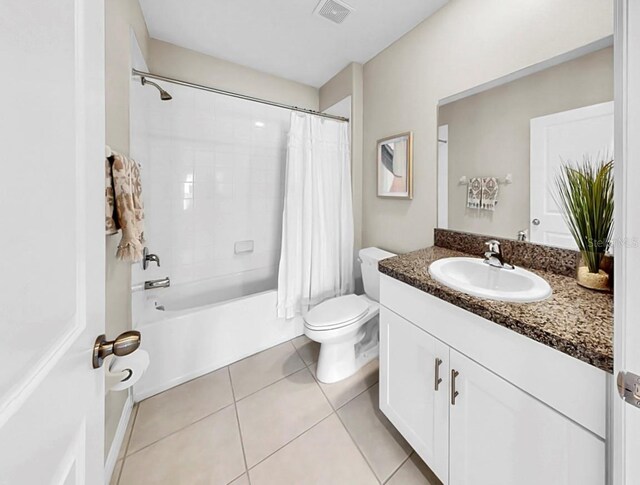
104,392,134,485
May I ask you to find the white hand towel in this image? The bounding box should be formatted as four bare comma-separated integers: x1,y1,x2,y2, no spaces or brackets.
467,177,482,209
481,177,499,211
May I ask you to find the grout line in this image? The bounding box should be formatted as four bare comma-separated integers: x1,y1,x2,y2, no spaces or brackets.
232,362,308,404
228,366,251,485
246,412,336,472
382,452,413,484
299,346,381,481
235,362,313,402
309,361,379,412
230,341,308,404
334,407,382,483
125,401,237,458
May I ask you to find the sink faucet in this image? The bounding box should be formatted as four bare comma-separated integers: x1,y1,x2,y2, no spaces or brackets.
483,240,514,269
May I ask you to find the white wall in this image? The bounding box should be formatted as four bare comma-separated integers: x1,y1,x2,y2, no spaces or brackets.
362,0,613,253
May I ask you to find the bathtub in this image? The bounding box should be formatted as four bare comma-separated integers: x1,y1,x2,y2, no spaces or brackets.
132,269,303,400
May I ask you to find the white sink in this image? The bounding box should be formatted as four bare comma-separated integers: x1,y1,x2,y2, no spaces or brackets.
428,257,552,303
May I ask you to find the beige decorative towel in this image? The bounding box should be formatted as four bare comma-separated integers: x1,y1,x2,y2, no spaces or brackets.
481,177,499,211
105,152,145,262
467,177,482,209
105,158,118,236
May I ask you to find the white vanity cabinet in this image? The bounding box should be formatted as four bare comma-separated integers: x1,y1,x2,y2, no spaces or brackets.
379,274,607,485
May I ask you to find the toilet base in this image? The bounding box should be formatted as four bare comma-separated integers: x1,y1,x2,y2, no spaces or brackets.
313,317,379,384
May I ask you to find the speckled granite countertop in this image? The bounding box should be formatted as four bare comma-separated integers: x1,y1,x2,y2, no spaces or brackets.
379,246,614,374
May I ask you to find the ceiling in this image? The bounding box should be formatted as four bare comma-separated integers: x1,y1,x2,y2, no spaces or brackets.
139,0,448,87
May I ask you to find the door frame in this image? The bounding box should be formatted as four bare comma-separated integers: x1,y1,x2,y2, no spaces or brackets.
612,0,640,483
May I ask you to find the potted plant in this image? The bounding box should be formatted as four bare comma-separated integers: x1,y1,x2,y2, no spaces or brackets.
554,157,614,291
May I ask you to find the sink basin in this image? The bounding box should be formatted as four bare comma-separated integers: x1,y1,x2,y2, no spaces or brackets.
428,257,552,303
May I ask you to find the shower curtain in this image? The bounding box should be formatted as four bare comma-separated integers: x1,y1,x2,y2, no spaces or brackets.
277,112,354,319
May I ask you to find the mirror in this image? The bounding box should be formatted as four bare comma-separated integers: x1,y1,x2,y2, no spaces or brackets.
377,132,413,199
437,43,613,248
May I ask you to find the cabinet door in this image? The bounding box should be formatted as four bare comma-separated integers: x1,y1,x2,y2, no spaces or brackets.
380,307,449,483
449,349,605,485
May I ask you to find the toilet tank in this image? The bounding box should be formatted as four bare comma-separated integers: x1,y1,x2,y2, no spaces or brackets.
359,247,396,302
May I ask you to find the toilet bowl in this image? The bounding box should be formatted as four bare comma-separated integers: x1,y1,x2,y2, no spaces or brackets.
304,247,396,384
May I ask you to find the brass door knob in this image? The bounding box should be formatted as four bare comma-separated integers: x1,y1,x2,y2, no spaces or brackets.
92,330,141,369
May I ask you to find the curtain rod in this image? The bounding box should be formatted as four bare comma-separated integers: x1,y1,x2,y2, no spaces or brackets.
131,69,349,123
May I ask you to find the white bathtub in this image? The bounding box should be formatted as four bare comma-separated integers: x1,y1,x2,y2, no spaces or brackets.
132,271,303,400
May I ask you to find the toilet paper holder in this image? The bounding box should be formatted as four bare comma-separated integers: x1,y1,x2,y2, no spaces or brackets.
93,330,141,369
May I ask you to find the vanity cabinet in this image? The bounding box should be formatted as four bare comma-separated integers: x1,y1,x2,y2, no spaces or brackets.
379,274,607,485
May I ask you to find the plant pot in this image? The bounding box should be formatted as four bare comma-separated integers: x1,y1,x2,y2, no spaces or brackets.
576,253,611,292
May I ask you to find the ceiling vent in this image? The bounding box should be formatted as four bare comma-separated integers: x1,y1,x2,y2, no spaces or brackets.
314,0,354,25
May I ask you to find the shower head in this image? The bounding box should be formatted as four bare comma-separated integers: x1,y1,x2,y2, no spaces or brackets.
141,77,172,101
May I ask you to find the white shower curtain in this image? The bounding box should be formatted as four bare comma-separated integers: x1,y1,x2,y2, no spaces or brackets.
277,112,354,319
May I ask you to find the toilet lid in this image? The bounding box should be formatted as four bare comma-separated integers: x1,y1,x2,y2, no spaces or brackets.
304,295,369,329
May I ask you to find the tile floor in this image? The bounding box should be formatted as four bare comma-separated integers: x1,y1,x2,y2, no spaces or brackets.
112,336,442,485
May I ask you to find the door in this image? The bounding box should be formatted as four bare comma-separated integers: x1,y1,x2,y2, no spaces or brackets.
448,349,605,485
0,0,105,483
613,1,640,483
379,307,449,483
530,102,614,249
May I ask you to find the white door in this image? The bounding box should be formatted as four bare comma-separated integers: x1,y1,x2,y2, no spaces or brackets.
530,102,614,249
448,349,605,485
0,0,106,483
379,307,449,483
613,1,640,483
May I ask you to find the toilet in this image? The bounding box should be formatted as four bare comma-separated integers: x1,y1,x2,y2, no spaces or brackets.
304,247,396,384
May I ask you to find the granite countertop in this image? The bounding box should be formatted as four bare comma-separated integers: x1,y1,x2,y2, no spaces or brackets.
379,246,614,374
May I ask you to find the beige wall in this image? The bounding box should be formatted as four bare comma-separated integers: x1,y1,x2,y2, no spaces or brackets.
439,47,613,239
104,0,150,460
320,63,364,252
362,0,613,254
149,39,319,110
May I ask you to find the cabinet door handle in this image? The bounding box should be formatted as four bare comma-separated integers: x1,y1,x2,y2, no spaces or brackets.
434,358,443,391
451,369,460,405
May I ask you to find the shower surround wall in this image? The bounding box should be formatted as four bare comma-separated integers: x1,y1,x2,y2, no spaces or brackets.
131,81,290,294
130,77,305,399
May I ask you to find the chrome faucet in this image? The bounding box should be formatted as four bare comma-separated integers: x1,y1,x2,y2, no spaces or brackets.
483,240,514,269
144,277,170,290
143,247,161,270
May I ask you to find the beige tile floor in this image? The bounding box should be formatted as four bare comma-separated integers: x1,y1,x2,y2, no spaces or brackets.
112,336,442,485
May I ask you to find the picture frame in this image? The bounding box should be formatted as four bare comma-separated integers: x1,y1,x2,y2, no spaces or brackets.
377,132,413,199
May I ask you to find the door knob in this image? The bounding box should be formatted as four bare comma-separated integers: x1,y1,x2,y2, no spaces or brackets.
93,330,141,369
532,218,541,226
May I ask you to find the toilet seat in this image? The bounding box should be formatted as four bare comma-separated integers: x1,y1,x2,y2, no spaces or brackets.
304,295,370,331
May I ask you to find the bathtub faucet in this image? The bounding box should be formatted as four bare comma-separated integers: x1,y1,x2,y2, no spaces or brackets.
144,277,170,290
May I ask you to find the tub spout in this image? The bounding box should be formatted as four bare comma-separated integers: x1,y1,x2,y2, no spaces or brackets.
145,277,170,290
